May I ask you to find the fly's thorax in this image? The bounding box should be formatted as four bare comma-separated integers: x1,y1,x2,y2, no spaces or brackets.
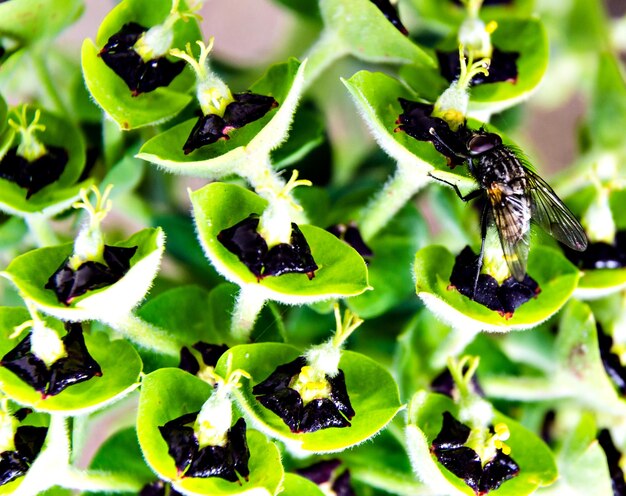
474,146,527,188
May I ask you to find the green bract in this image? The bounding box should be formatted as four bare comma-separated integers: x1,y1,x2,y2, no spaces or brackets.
81,0,201,129
406,391,558,496
413,245,580,332
544,413,613,495
191,182,369,304
138,58,306,178
0,0,83,44
138,368,284,495
217,343,403,453
343,70,475,188
319,0,434,68
574,267,626,300
280,474,325,496
1,228,164,323
407,0,535,27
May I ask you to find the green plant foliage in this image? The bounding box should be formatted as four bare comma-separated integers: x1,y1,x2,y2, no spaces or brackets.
1,0,626,493
320,0,434,67
0,0,84,43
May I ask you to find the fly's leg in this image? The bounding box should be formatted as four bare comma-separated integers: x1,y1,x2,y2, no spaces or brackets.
427,173,482,202
473,204,490,298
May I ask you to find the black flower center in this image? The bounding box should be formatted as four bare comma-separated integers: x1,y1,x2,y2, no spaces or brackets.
99,22,185,96
252,357,355,433
0,425,48,487
183,93,278,154
45,244,138,305
562,232,626,270
158,414,250,482
0,146,68,199
432,411,520,494
396,98,470,167
327,223,374,260
449,246,540,318
1,322,102,397
218,214,318,280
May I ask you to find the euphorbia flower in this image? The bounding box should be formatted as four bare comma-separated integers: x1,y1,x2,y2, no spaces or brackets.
253,306,360,433
159,363,251,481
45,186,137,305
98,0,199,95
0,404,47,487
0,107,68,198
432,411,520,494
169,40,277,154
252,356,354,433
159,414,249,481
99,22,185,96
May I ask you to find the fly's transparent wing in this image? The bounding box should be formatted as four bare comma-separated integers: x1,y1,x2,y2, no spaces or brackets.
526,170,588,251
488,187,531,281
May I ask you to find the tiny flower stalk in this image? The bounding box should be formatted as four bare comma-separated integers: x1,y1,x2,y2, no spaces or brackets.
446,356,493,429
133,0,203,61
257,169,312,247
432,45,490,131
169,39,233,117
582,171,616,244
69,185,113,270
13,300,66,368
305,305,363,378
458,0,497,60
7,106,47,162
194,359,250,448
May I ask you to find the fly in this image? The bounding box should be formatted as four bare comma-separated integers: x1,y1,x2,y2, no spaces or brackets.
428,128,588,295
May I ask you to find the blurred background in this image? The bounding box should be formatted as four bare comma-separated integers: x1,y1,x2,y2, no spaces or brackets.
50,0,626,177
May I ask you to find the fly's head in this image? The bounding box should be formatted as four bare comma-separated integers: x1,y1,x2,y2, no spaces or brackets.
466,130,502,156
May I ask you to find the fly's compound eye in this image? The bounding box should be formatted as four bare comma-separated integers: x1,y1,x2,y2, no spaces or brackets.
467,133,502,155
